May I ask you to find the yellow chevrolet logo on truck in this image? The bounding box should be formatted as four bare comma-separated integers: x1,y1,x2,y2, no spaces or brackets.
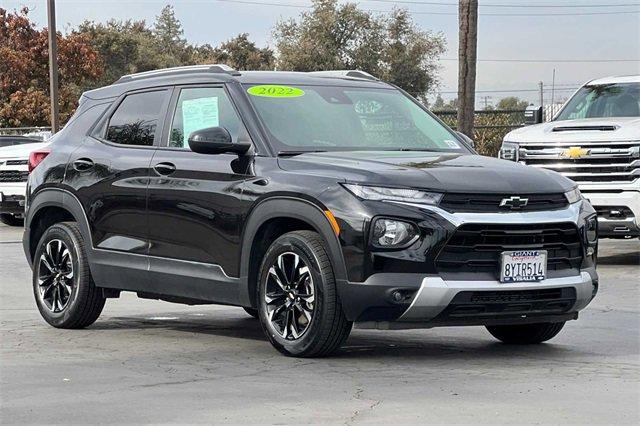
562,146,589,159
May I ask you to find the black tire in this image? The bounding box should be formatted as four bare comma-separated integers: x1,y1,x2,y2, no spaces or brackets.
0,213,23,227
243,307,259,319
32,222,105,329
486,322,566,344
257,230,352,357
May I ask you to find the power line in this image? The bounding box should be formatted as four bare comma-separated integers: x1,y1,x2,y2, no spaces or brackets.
363,0,640,8
210,0,640,16
438,88,579,94
439,58,640,63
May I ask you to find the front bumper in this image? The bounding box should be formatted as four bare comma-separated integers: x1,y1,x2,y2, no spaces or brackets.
583,191,640,238
0,193,25,215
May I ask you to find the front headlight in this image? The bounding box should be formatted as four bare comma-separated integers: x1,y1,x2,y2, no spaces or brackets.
371,218,419,248
499,141,519,161
586,215,598,244
343,184,443,205
564,187,582,204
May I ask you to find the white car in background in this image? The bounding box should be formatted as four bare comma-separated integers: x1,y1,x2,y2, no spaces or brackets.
500,75,640,239
0,140,49,226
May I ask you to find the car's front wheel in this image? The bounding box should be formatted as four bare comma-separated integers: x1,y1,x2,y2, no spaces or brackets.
33,222,105,328
258,231,352,357
486,322,566,344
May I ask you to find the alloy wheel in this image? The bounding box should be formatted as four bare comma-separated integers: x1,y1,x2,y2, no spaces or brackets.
264,252,315,340
37,239,75,313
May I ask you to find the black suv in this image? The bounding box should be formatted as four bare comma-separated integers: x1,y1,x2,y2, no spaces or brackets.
23,65,599,357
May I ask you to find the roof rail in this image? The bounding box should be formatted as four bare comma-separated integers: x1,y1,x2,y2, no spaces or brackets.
115,64,241,84
308,70,379,81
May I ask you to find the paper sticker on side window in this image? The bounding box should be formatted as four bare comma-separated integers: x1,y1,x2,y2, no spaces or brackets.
182,97,219,145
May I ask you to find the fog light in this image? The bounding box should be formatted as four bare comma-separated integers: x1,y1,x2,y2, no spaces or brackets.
372,218,418,248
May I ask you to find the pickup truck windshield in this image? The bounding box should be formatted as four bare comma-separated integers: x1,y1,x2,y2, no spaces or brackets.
556,83,640,121
244,84,469,154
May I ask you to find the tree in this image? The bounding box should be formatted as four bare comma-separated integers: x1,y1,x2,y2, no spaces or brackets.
0,7,102,127
432,95,458,111
202,34,275,70
153,5,188,66
496,96,529,110
273,0,445,100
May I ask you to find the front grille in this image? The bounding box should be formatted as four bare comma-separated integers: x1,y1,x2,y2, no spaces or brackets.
440,193,568,213
0,170,29,182
519,142,640,184
435,288,577,320
435,223,583,274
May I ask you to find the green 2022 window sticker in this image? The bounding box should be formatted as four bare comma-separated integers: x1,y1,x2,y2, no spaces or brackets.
247,85,305,98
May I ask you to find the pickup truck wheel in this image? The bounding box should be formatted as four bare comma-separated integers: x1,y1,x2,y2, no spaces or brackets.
33,222,105,329
0,214,23,227
258,231,352,357
486,322,566,344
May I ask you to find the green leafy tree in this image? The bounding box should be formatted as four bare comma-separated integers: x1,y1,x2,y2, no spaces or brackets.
153,5,188,66
273,0,445,100
210,34,275,70
496,96,530,110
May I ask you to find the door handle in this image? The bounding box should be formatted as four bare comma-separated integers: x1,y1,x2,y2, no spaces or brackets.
153,162,176,176
73,158,94,172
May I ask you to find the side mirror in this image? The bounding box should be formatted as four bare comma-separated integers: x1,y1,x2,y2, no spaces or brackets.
188,127,251,155
456,131,475,149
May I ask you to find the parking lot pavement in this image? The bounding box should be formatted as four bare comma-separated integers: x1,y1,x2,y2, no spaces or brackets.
0,223,638,425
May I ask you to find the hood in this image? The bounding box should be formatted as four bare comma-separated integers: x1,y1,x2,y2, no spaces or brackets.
0,142,49,159
505,117,640,144
278,151,575,194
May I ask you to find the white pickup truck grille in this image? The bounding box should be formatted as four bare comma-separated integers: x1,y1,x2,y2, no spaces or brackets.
519,141,640,184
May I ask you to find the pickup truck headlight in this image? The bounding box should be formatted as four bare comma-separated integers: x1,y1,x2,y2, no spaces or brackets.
372,218,419,248
586,215,598,244
499,141,519,161
564,188,582,204
343,184,443,205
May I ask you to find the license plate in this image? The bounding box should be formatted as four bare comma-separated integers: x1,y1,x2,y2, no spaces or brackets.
500,250,547,283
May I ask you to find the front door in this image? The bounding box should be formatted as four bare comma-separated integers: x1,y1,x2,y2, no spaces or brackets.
146,86,255,303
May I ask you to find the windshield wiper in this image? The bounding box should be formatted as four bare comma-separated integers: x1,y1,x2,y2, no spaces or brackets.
397,148,436,152
278,150,328,157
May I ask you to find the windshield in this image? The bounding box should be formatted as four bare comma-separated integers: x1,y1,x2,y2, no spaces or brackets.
244,84,469,154
555,82,640,121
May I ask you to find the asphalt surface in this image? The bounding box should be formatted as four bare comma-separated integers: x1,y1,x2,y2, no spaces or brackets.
1,223,638,425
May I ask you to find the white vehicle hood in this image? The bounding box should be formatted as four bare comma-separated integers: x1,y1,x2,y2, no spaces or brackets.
0,142,49,159
505,117,640,144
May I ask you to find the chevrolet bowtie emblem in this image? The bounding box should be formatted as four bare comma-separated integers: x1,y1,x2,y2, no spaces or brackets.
562,146,589,159
500,196,529,210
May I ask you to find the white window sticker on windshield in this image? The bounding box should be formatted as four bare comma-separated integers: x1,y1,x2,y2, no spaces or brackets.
182,97,219,145
443,139,461,149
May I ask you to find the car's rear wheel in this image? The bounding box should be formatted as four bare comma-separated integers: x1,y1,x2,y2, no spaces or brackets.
33,222,105,328
257,231,352,357
486,322,566,344
0,213,23,227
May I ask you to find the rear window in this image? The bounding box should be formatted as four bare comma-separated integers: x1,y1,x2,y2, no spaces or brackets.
106,90,169,146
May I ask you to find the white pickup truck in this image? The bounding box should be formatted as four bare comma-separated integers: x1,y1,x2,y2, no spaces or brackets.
500,75,640,239
0,140,49,226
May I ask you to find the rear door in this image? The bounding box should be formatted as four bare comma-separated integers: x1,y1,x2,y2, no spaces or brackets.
65,88,171,288
146,85,255,303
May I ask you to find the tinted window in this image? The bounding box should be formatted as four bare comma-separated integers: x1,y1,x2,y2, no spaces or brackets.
106,90,168,146
169,87,244,149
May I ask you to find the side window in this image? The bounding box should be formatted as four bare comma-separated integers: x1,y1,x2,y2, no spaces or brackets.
169,87,243,149
106,90,168,146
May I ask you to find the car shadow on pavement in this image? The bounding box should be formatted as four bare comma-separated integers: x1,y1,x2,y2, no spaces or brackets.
88,313,585,361
598,247,640,265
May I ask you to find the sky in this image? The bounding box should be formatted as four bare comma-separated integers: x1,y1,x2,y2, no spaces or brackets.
4,0,640,107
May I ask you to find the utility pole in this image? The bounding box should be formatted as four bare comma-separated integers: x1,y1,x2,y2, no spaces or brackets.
482,95,492,110
47,0,60,133
457,0,478,137
538,81,544,107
